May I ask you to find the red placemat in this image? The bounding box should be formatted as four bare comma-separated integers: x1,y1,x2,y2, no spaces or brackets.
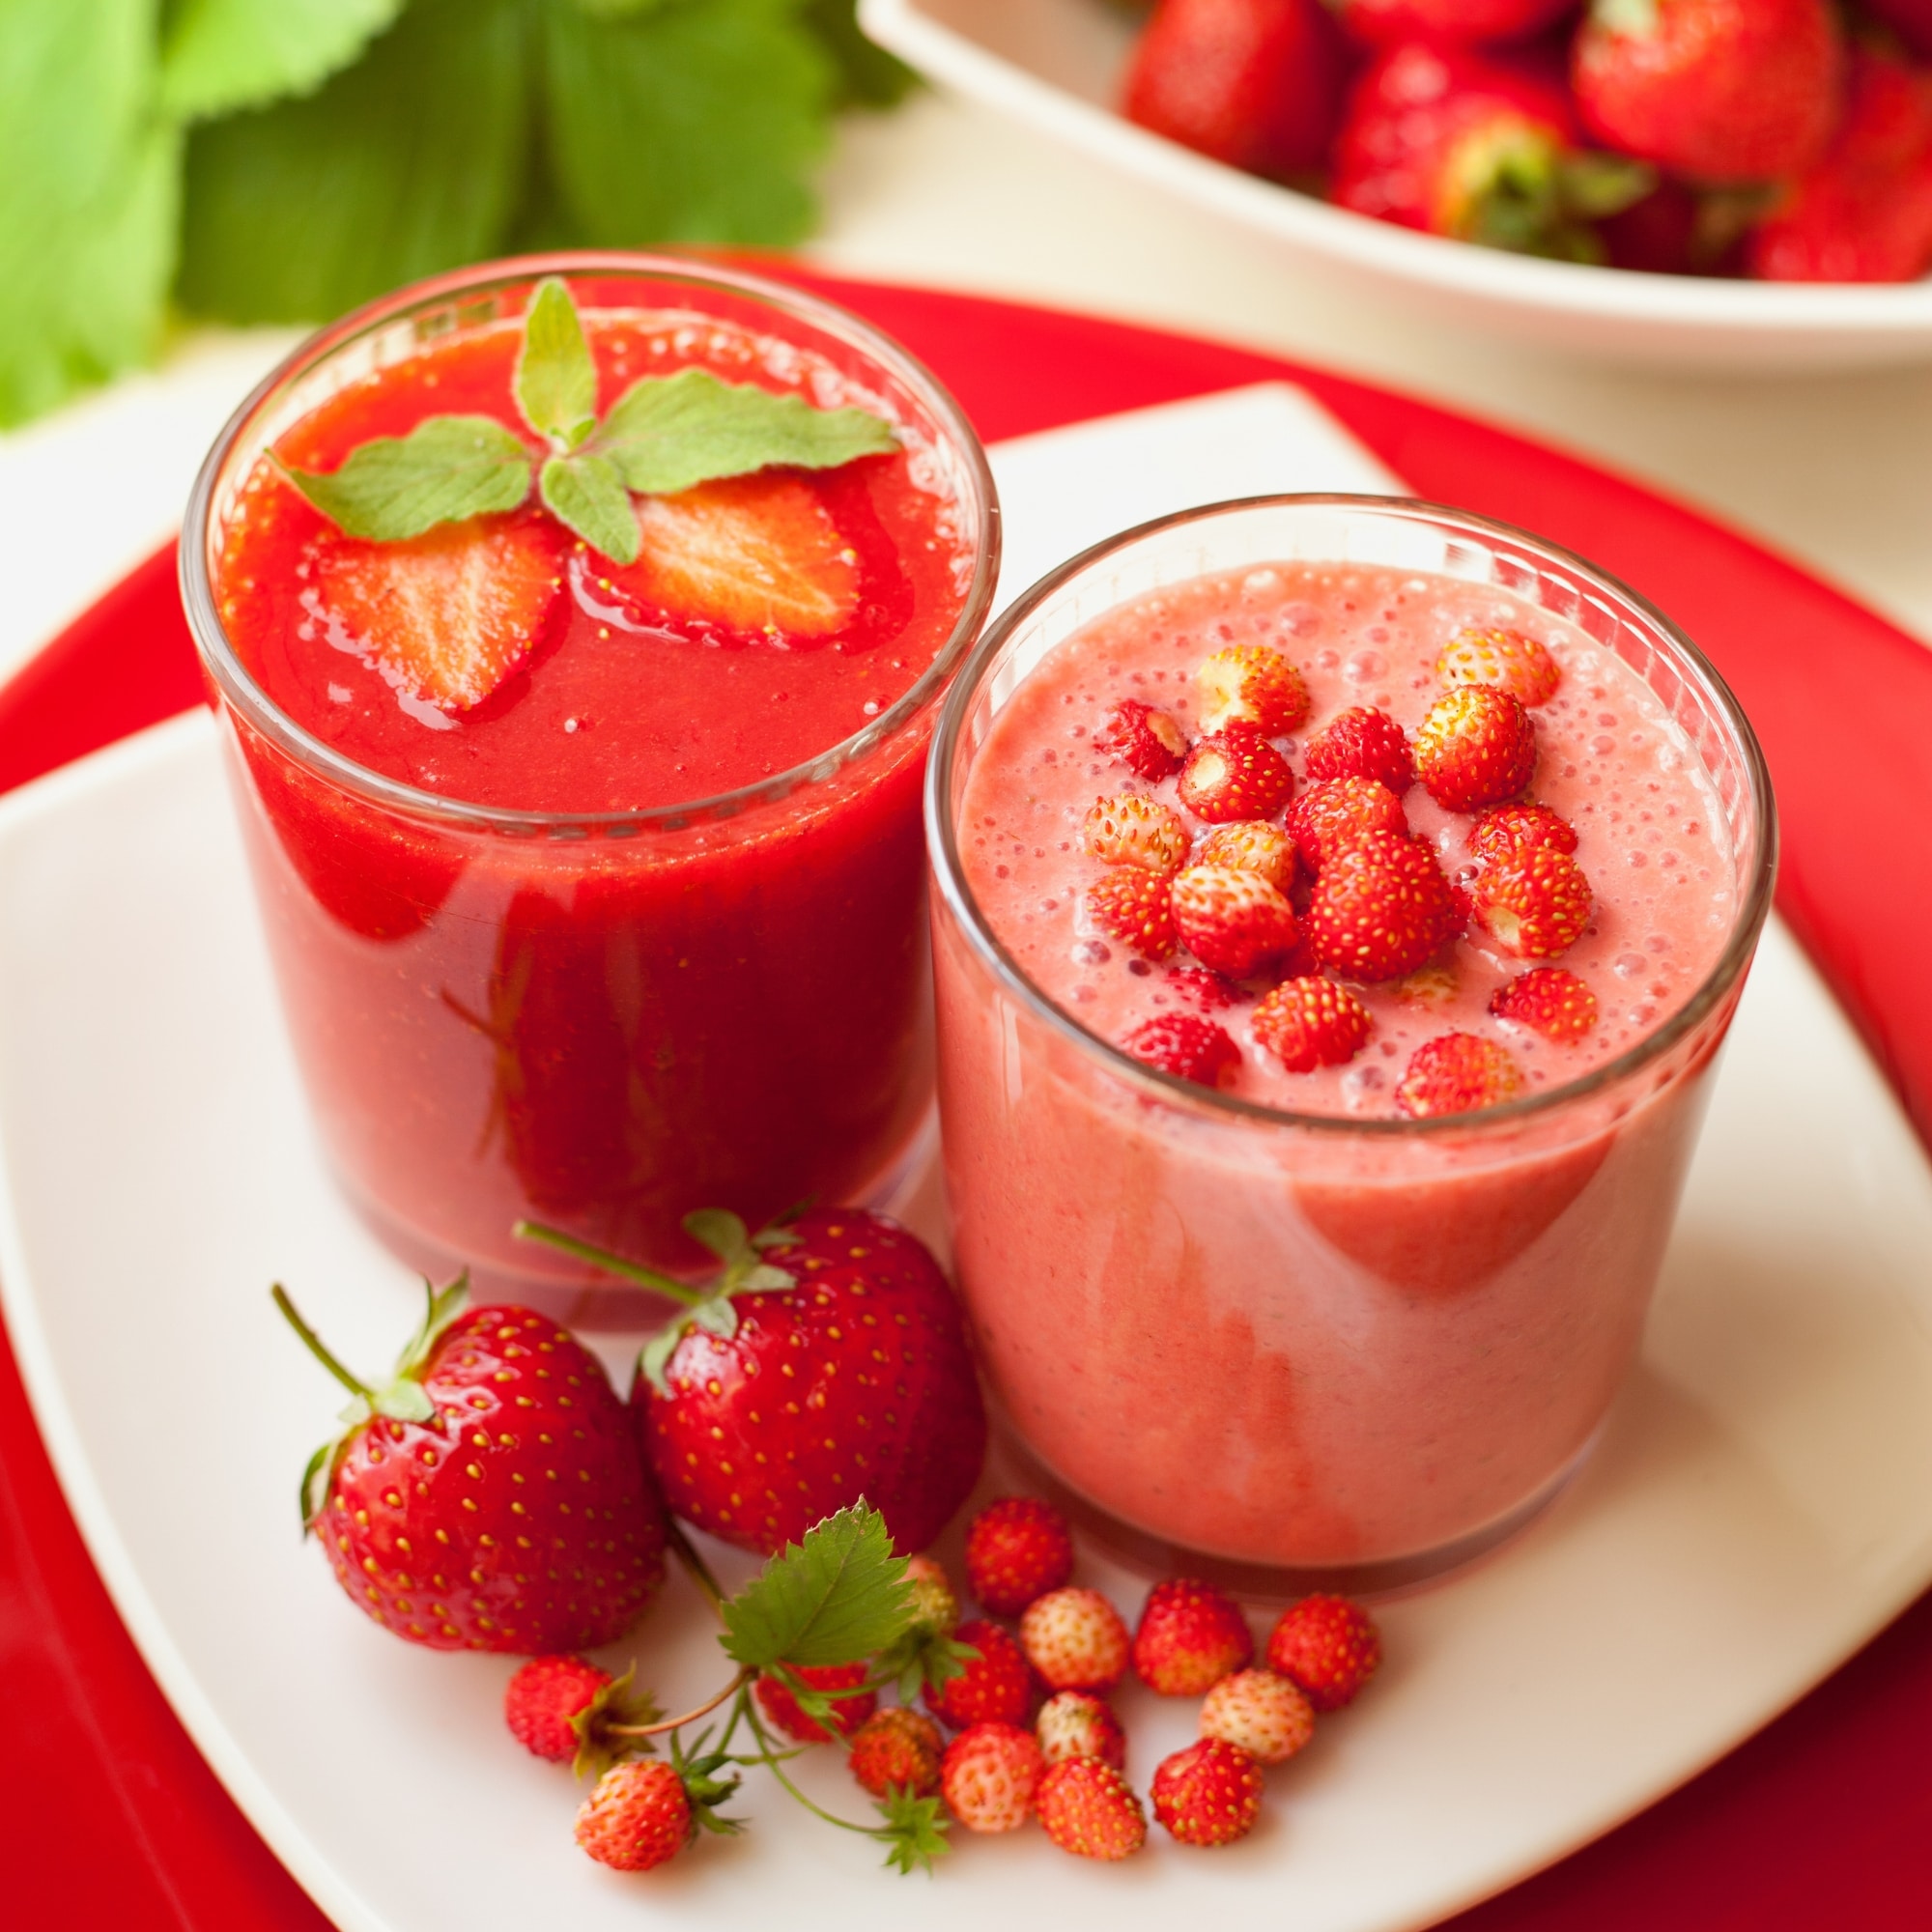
2,271,1929,1928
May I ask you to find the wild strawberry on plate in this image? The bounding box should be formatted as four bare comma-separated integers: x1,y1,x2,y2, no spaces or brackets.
1122,1012,1244,1086
941,1721,1045,1833
1305,830,1459,981
1199,1668,1317,1764
1470,845,1593,957
615,472,860,641
506,1655,629,1767
575,1759,699,1872
1150,1737,1264,1846
1037,1690,1129,1771
1749,48,1932,284
1196,642,1312,734
925,1618,1036,1730
1286,774,1407,870
1396,1031,1526,1116
1436,625,1561,706
1020,1587,1134,1693
966,1495,1077,1616
1133,1577,1256,1695
1329,0,1577,44
1095,696,1190,780
1087,867,1180,961
1303,704,1414,792
1492,965,1601,1039
1171,864,1299,977
1198,818,1297,891
313,512,565,713
1265,1595,1383,1710
1122,0,1350,181
1037,1756,1148,1861
1414,685,1537,811
1252,975,1374,1071
1178,725,1295,823
1572,0,1844,185
1333,43,1654,260
1085,792,1194,871
274,1279,667,1654
848,1707,947,1800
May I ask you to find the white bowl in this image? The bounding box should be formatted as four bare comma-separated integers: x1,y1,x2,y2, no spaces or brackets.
860,0,1932,371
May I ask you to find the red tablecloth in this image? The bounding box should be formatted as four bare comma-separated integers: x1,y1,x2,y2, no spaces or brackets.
2,270,1929,1925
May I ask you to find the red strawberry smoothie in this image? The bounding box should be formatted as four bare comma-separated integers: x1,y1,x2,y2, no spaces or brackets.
934,550,1765,1576
193,268,990,1292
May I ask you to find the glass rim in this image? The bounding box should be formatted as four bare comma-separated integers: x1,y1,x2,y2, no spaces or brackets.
924,491,1780,1141
180,250,1002,835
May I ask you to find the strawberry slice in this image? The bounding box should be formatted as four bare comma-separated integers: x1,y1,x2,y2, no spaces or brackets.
315,514,564,713
619,473,860,640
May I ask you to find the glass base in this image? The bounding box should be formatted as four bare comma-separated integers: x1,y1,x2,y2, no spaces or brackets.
987,1410,1605,1603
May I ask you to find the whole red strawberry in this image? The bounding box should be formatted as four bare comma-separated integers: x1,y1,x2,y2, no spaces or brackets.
1198,818,1297,891
1436,626,1561,707
1467,802,1577,867
1085,792,1193,872
1265,1595,1382,1710
926,1618,1035,1729
1178,725,1295,823
1037,1690,1129,1771
1171,864,1299,977
1573,0,1843,185
1252,975,1373,1071
504,1655,611,1762
1334,44,1652,258
1122,0,1350,181
1094,696,1190,780
1133,1577,1256,1695
1470,845,1593,958
1302,705,1414,792
575,1760,693,1872
1286,775,1407,870
1396,1032,1525,1117
276,1280,667,1654
1122,1012,1243,1086
1414,685,1537,812
1330,0,1577,44
942,1721,1044,1833
1491,966,1600,1040
1021,1587,1133,1693
1087,867,1180,962
1196,642,1312,734
848,1707,946,1799
755,1662,877,1744
537,1207,986,1558
1199,1668,1316,1764
1305,831,1458,982
1037,1755,1148,1861
966,1496,1076,1615
1150,1737,1265,1846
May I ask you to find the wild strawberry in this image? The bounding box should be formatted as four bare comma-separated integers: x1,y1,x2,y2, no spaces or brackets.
1329,0,1576,44
1470,845,1592,958
1197,818,1296,891
1199,1668,1316,1765
1150,1737,1264,1847
1195,642,1311,734
755,1662,877,1745
926,1618,1034,1730
1305,831,1457,982
966,1496,1076,1616
1413,685,1536,812
941,1721,1044,1833
1572,0,1843,185
1491,966,1600,1041
1095,696,1190,780
1084,793,1192,872
904,1553,960,1635
1302,705,1414,793
1087,867,1179,962
574,1759,693,1872
1749,49,1932,284
1021,1588,1132,1693
1467,802,1577,867
1333,44,1654,258
1037,1690,1129,1771
1251,976,1373,1072
622,1207,986,1558
1177,726,1295,824
1164,965,1241,1010
313,512,565,713
504,1654,611,1763
1133,1578,1255,1696
617,472,860,640
1122,1012,1242,1087
1265,1595,1382,1711
1036,1756,1148,1861
1286,775,1406,871
275,1282,668,1654
1171,865,1298,978
1396,1032,1525,1118
1122,0,1350,182
848,1707,946,1799
1436,626,1561,707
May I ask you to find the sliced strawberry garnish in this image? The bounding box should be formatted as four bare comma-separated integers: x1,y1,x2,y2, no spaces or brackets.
1195,644,1311,735
315,514,564,713
1435,627,1561,707
1305,830,1458,981
1491,968,1599,1041
1413,686,1537,813
1094,697,1189,781
1122,1013,1242,1087
1084,794,1192,873
1177,726,1294,824
619,472,859,640
1470,846,1593,959
1302,706,1414,792
1286,776,1406,871
1396,1033,1524,1118
1252,977,1373,1072
1197,819,1296,891
1171,865,1299,978
1467,802,1577,867
1087,868,1179,961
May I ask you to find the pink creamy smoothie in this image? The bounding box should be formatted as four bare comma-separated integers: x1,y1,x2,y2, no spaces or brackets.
936,560,1747,1571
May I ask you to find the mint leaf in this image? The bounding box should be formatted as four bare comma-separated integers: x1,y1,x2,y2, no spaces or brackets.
177,0,528,324
538,452,638,562
540,0,832,248
286,415,532,540
594,368,897,497
158,0,403,121
876,1786,951,1876
516,277,598,450
0,0,179,427
720,1505,914,1671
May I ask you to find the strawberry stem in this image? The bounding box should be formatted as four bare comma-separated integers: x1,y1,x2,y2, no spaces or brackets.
511,1220,704,1303
606,1665,754,1740
270,1284,374,1403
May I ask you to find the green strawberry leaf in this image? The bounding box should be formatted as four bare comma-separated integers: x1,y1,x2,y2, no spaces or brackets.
876,1629,979,1705
570,1665,664,1780
538,451,638,562
592,367,897,497
638,1321,689,1400
720,1505,914,1671
158,0,404,122
516,275,599,450
689,1297,741,1341
285,415,533,540
684,1208,752,1264
876,1785,951,1875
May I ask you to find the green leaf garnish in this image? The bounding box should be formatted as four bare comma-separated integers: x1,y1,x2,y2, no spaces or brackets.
159,0,404,123
516,275,599,450
538,452,638,562
593,366,898,497
683,1208,752,1262
720,1504,915,1672
284,415,531,541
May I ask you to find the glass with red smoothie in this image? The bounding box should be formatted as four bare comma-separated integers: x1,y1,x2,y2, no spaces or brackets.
185,257,996,1304
927,497,1774,1589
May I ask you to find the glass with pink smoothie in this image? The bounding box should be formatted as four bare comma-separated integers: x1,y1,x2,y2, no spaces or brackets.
926,497,1775,1588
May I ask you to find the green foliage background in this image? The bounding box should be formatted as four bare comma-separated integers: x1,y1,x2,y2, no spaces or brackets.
0,0,910,426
